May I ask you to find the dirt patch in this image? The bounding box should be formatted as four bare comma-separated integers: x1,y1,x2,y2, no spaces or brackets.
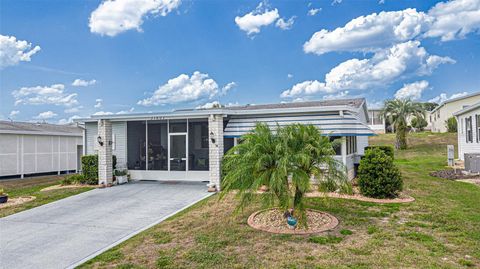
0,196,36,209
305,191,415,204
40,184,98,192
248,208,338,235
430,169,480,180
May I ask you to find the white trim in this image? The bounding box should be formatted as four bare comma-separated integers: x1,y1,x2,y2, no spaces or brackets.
129,170,209,181
0,130,81,136
66,191,213,269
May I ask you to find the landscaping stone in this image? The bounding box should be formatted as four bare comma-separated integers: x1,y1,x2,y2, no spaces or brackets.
248,208,338,235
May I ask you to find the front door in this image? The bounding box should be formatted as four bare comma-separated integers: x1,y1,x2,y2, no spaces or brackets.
169,134,187,171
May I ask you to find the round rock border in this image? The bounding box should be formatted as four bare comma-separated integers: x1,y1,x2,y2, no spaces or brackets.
247,208,339,235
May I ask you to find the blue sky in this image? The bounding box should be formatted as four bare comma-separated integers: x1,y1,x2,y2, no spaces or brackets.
1,0,479,123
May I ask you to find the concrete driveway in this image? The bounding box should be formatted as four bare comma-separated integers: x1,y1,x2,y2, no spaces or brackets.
0,181,211,269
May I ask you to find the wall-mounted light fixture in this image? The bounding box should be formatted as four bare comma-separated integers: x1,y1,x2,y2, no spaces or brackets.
97,136,104,146
210,131,216,144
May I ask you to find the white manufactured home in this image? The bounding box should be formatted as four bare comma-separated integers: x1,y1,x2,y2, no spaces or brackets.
77,99,375,189
0,121,83,178
454,101,480,161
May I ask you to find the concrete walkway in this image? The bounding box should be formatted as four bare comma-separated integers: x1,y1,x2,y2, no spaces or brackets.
0,181,211,269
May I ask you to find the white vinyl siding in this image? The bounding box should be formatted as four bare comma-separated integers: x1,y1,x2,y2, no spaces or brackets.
84,121,127,168
457,108,480,160
0,134,82,177
85,122,98,155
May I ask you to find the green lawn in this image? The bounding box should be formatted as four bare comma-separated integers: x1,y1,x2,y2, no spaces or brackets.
81,132,479,268
0,175,93,217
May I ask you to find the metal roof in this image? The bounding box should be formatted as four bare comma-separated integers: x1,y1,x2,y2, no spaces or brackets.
75,98,367,122
0,121,83,136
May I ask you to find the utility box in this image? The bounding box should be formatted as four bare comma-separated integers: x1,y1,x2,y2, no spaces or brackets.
464,153,480,173
447,145,454,166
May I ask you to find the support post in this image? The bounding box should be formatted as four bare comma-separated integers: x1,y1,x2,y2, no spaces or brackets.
98,119,113,185
208,114,224,191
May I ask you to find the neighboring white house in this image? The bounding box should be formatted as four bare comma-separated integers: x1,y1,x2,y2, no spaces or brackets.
454,101,480,161
76,99,375,189
367,109,386,134
430,92,480,133
0,121,83,179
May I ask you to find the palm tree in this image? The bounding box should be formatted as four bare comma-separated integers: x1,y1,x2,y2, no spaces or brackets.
220,123,347,226
381,99,425,149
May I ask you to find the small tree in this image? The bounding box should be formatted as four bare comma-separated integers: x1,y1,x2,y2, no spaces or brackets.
446,117,457,133
411,116,427,131
358,148,403,198
220,123,348,226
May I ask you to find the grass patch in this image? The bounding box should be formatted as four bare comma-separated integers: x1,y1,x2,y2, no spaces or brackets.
0,175,93,217
80,132,480,268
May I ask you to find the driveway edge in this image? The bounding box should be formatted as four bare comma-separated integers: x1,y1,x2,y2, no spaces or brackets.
67,192,214,269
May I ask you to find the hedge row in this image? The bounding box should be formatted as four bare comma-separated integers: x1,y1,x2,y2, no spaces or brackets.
81,154,116,184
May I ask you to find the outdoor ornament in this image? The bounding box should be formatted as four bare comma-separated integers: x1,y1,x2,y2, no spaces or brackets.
284,208,298,229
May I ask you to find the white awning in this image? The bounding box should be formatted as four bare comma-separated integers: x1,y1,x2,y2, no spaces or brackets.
223,113,375,137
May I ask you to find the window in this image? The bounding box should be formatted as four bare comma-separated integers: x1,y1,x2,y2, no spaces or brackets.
346,136,357,155
466,116,473,143
127,121,147,170
147,121,168,171
329,136,342,155
476,115,480,142
188,120,209,171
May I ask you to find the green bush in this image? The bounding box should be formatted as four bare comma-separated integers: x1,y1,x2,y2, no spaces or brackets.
358,148,403,198
411,116,427,131
61,174,86,185
364,145,394,160
446,117,457,133
81,154,116,184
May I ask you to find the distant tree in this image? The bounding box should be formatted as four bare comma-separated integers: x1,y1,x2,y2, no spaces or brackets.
422,102,438,112
411,116,428,131
446,117,457,133
381,99,425,149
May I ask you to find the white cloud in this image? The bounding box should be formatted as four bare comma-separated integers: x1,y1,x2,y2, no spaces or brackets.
138,71,229,106
72,79,96,87
196,101,221,109
92,111,114,116
304,9,430,55
429,91,469,103
235,2,280,35
425,0,480,41
322,91,350,100
94,99,103,108
308,8,321,16
58,115,81,125
34,111,58,120
89,0,181,37
394,80,429,100
287,73,293,79
65,106,83,114
221,82,237,95
304,0,480,55
331,0,342,5
9,110,20,118
275,16,295,30
116,107,135,114
12,84,78,107
0,35,41,69
282,41,454,98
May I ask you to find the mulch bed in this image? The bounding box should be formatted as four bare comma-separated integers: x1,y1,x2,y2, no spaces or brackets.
305,191,415,204
0,196,36,209
248,208,339,235
40,184,98,192
430,169,480,180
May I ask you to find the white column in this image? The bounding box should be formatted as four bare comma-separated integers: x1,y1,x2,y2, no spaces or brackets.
341,137,347,166
98,119,113,185
208,114,224,191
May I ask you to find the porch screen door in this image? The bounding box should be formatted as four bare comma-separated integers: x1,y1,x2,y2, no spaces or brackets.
169,134,186,171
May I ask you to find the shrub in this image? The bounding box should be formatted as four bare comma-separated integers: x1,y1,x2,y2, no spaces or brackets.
364,145,394,160
411,116,427,131
446,117,457,133
114,169,128,176
358,148,403,198
81,154,116,184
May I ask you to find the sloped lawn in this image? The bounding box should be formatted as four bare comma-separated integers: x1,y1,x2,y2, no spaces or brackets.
81,132,480,268
0,175,93,217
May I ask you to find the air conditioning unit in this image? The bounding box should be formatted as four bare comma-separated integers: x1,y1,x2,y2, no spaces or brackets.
464,153,480,173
